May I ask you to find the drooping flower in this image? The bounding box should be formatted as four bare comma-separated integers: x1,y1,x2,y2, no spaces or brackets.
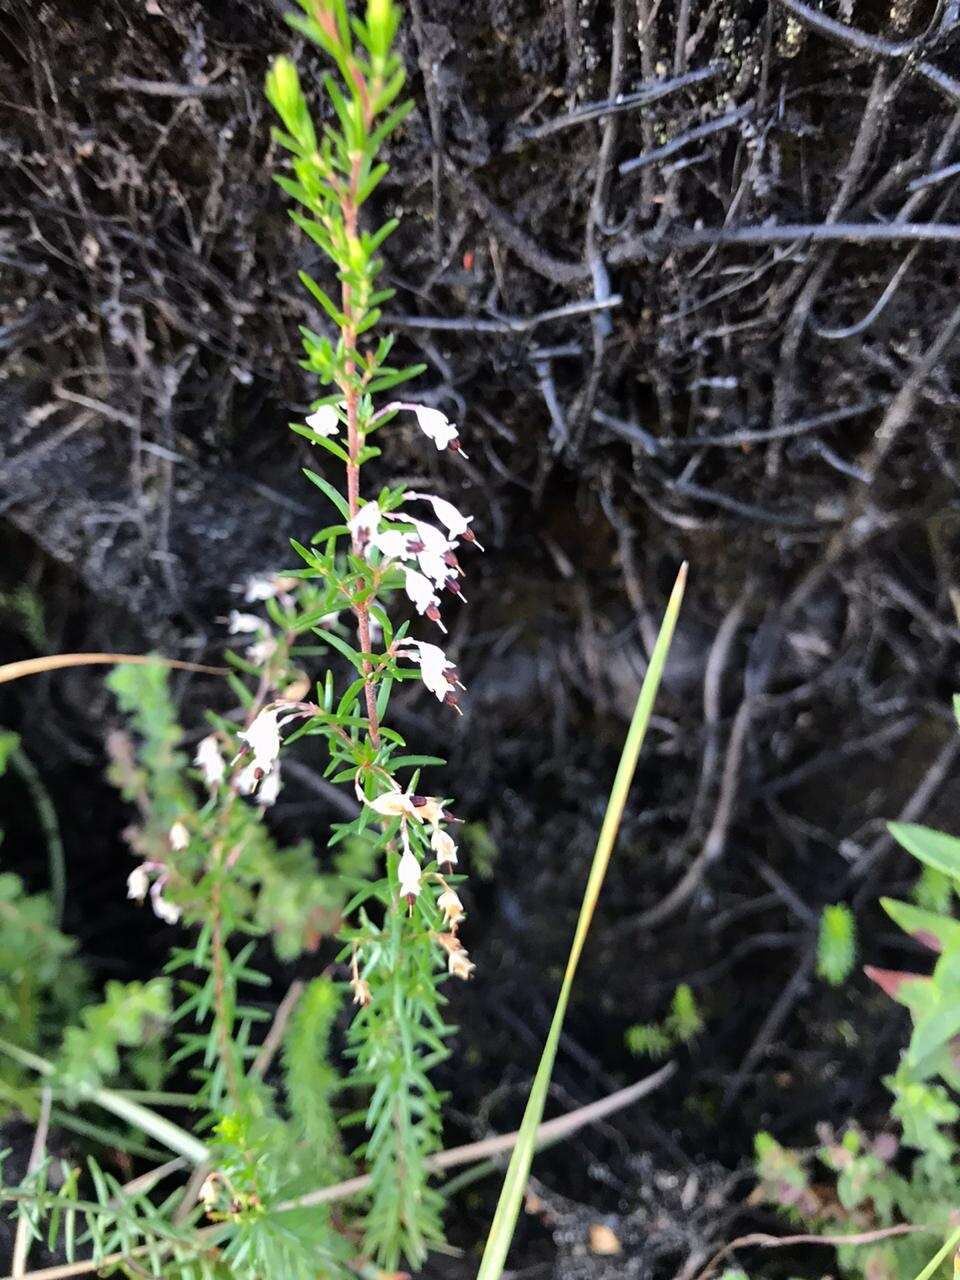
435,931,475,979
351,975,372,1006
368,528,411,561
409,405,461,452
246,635,278,665
415,549,453,589
256,762,282,807
305,404,340,437
243,574,298,603
238,707,282,775
397,640,462,706
366,789,419,819
150,880,181,926
235,760,262,795
400,566,445,630
431,827,459,867
169,821,190,851
195,735,226,789
228,610,264,634
127,865,150,902
403,492,483,548
448,948,475,980
348,499,380,551
437,886,465,926
410,794,447,826
398,845,422,899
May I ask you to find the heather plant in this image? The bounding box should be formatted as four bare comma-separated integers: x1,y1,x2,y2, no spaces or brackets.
0,3,686,1275
2,1,478,1271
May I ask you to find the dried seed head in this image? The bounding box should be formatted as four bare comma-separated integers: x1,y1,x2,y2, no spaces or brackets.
437,887,465,926
350,977,372,1007
431,828,459,867
448,949,476,980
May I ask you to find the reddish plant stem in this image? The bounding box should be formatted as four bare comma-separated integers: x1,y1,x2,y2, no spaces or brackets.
341,141,381,749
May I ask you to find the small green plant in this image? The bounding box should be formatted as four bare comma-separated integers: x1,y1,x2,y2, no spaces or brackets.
626,983,704,1059
816,902,856,986
749,733,960,1280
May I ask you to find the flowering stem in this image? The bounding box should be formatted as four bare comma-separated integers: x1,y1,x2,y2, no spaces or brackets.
342,143,380,749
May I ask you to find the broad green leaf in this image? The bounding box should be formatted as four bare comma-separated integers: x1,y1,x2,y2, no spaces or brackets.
889,822,960,881
881,896,960,951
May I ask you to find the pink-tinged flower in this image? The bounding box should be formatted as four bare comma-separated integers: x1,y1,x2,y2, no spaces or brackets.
431,827,458,867
169,821,189,851
403,492,483,549
398,845,422,898
396,640,462,706
228,610,264,634
400,566,446,631
348,499,380,551
195,735,226,789
305,404,340,437
238,708,282,774
127,865,150,902
150,879,181,926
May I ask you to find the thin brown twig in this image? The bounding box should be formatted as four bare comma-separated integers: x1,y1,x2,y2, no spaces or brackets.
692,1221,934,1280
5,1066,676,1280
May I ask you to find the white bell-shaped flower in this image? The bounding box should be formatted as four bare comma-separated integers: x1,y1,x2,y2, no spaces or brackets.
150,881,181,926
349,499,380,550
398,845,422,898
404,492,483,549
194,735,226,789
397,640,461,704
305,404,340,437
169,821,189,851
238,708,282,774
127,865,150,902
400,566,444,629
431,828,458,866
257,762,282,807
369,528,410,561
228,610,264,635
410,405,460,451
366,790,418,819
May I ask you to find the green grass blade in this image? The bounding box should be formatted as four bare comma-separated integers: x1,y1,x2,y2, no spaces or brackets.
0,1036,209,1165
476,563,688,1280
910,1224,960,1280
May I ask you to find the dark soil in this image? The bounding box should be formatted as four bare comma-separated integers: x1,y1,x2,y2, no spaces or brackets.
2,0,960,1274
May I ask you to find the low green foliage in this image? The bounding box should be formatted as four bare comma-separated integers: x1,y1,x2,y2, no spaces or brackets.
816,902,856,986
626,982,703,1059
751,711,960,1280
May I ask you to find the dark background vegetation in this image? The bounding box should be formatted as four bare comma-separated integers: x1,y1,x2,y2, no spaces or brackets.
2,0,960,1273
